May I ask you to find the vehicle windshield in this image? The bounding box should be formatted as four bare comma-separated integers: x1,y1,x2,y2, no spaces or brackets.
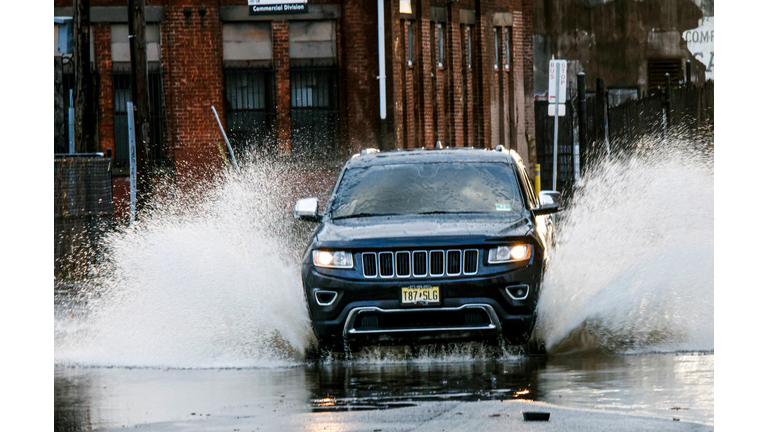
331,162,526,219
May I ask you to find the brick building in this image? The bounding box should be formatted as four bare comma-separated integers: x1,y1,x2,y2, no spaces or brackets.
54,0,535,213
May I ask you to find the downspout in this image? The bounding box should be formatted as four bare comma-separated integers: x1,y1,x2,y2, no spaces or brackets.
377,0,387,120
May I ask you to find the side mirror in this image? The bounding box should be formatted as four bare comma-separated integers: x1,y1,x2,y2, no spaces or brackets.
294,197,322,222
533,190,561,216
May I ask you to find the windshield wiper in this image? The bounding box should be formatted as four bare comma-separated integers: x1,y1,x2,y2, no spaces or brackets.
416,211,486,215
332,212,404,220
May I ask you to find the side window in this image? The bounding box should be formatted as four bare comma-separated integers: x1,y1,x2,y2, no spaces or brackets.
517,162,538,209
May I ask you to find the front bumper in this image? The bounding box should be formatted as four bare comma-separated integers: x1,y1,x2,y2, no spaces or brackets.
303,262,541,345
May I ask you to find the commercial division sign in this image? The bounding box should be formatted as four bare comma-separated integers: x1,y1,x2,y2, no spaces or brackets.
248,0,308,15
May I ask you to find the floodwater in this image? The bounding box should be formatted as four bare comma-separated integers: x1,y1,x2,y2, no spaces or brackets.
54,351,714,430
54,138,714,430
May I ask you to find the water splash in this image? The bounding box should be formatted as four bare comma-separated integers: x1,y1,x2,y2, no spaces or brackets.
55,154,339,368
55,136,714,367
534,136,714,354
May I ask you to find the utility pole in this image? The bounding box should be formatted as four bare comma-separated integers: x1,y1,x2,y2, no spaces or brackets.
73,0,97,153
128,0,152,202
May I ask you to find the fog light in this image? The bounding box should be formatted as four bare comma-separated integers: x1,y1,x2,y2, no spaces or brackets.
506,285,529,300
314,290,338,306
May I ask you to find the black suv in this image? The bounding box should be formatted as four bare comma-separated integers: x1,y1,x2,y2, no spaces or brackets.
295,147,561,351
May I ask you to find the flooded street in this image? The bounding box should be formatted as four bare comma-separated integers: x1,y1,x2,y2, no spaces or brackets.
53,140,714,430
55,351,713,431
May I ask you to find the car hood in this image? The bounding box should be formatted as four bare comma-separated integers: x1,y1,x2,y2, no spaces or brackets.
314,214,533,248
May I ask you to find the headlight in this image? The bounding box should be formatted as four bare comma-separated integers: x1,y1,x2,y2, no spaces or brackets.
488,244,532,264
313,250,354,268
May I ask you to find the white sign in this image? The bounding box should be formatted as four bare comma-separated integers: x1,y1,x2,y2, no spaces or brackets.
248,0,306,4
684,16,714,80
248,0,307,15
548,60,567,104
548,104,566,117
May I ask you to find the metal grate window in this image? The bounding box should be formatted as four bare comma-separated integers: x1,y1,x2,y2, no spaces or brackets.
224,68,276,152
504,28,510,70
648,58,682,91
290,67,339,153
437,24,444,67
113,70,167,168
493,28,499,69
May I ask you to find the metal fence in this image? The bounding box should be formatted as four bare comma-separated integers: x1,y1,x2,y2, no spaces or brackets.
534,101,575,192
535,80,714,196
54,155,113,278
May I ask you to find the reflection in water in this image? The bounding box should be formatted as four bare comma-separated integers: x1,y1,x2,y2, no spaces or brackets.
54,374,92,432
54,352,713,431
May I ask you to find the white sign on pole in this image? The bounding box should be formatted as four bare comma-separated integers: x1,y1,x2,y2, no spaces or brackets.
548,59,567,104
548,59,567,191
547,104,566,117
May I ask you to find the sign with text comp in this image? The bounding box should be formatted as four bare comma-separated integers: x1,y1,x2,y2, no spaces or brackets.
248,0,308,15
684,17,714,81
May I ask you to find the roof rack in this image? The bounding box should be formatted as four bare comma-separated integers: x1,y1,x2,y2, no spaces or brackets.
359,148,380,156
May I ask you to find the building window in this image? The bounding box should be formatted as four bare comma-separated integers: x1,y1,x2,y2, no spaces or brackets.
504,28,511,70
55,18,74,56
407,21,414,66
400,0,412,15
648,58,683,91
112,68,167,168
437,24,444,67
224,68,275,152
467,27,472,69
290,67,339,153
288,21,339,153
494,28,499,70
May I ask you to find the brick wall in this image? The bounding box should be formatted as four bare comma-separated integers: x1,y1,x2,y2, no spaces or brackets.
341,0,379,153
272,20,291,154
55,0,536,170
92,23,115,159
161,1,226,175
448,4,464,148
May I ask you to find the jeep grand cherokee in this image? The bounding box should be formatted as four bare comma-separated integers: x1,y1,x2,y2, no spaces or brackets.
294,147,560,351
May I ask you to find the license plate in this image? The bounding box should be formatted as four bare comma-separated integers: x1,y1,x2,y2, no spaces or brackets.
401,285,440,305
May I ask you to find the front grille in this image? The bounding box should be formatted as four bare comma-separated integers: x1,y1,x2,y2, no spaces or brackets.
430,251,444,276
379,252,394,277
360,249,479,279
464,250,478,274
354,308,491,330
362,253,377,277
396,251,410,277
413,251,427,276
447,250,461,275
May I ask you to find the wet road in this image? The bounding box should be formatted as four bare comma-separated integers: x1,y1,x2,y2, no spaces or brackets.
54,351,713,431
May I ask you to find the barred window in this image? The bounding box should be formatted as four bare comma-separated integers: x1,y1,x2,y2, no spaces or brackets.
407,21,414,66
494,28,499,70
504,28,511,70
467,26,472,69
437,24,444,67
